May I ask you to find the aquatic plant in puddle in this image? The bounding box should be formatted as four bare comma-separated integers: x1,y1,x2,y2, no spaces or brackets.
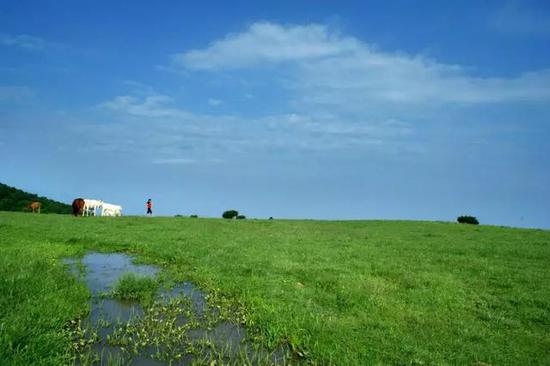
110,273,158,302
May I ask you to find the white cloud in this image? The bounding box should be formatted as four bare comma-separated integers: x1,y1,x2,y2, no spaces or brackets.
0,34,46,51
98,21,550,159
174,22,358,70
208,98,222,106
151,157,224,165
96,91,414,157
99,95,192,119
172,21,550,106
120,80,156,95
296,57,550,106
151,158,197,165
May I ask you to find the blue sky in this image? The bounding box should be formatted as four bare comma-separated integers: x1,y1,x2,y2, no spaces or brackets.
1,0,549,228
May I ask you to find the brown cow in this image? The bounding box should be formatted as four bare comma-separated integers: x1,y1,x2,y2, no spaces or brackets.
72,198,85,216
28,201,41,213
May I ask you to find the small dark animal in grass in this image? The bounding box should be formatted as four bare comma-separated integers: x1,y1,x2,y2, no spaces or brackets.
27,201,41,213
72,198,85,216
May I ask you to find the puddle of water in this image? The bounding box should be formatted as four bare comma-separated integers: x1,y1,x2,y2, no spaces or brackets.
158,282,207,316
89,298,143,339
187,321,246,356
65,252,287,365
67,253,159,295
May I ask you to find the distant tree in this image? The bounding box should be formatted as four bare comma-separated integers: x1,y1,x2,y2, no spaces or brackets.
174,214,183,217
268,217,274,220
236,215,246,220
190,214,198,218
457,215,479,225
222,210,239,219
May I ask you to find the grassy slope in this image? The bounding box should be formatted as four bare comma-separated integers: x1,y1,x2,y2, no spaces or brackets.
0,211,549,365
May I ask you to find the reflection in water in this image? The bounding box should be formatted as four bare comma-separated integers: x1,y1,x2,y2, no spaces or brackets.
65,253,159,295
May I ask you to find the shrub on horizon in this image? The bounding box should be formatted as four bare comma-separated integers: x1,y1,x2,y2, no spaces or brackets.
222,210,239,219
457,215,479,225
236,215,246,220
190,214,198,218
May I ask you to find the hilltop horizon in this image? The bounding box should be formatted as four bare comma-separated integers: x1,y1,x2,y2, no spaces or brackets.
3,180,548,230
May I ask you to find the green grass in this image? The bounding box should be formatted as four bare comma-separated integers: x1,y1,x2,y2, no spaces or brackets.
0,211,549,365
109,273,158,301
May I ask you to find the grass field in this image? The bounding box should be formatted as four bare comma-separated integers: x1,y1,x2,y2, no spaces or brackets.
0,211,549,365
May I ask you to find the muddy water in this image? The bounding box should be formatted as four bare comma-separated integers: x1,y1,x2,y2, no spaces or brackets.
65,252,286,365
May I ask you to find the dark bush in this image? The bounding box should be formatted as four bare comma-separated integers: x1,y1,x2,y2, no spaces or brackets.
174,214,183,217
190,214,198,218
269,217,274,220
236,215,246,220
222,210,239,219
457,215,479,225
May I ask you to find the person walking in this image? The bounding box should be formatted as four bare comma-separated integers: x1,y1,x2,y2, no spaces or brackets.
146,199,153,216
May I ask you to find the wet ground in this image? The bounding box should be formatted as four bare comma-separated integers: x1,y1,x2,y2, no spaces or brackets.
64,252,287,365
